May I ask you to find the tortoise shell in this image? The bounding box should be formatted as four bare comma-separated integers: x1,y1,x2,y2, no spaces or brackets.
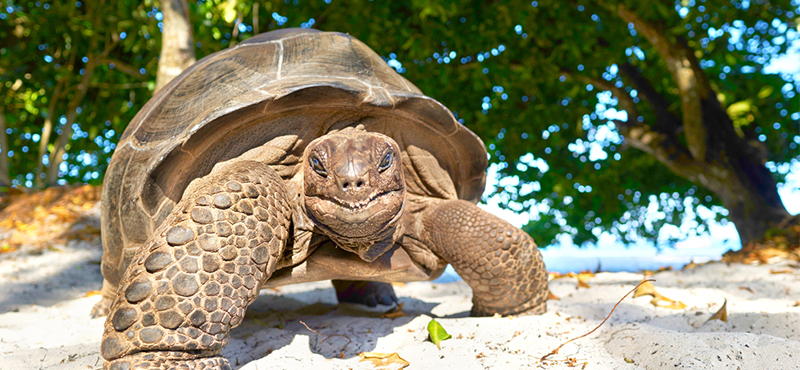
100,28,487,287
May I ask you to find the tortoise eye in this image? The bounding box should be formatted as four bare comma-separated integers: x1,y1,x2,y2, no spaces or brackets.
310,156,327,177
378,152,393,172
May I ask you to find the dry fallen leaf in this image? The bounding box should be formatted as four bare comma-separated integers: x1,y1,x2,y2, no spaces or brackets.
566,271,595,279
84,290,102,298
632,281,657,298
641,266,674,277
359,352,409,369
706,299,728,323
0,243,18,254
381,302,407,319
548,290,560,300
0,185,102,248
564,272,593,289
769,269,793,274
634,281,687,309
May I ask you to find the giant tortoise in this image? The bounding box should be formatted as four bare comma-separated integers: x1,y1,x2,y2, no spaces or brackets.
96,28,548,369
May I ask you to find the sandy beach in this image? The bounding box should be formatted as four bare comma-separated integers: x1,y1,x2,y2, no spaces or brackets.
0,201,799,369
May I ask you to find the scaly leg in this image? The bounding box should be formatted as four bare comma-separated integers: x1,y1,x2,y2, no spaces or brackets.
421,199,547,316
101,160,292,369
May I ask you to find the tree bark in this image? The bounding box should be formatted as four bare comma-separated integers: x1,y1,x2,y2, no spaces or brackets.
155,0,196,92
0,108,10,187
599,5,792,246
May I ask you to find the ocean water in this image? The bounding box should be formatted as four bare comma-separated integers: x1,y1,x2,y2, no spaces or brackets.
432,237,740,283
540,241,737,273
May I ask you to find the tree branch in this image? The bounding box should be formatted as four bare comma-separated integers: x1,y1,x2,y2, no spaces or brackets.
100,58,146,79
618,62,682,134
569,74,639,120
617,116,702,182
566,73,701,181
0,108,10,187
45,52,98,185
615,4,709,160
36,77,66,187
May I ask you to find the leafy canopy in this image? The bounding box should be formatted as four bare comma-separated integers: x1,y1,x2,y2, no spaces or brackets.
1,0,160,186
2,0,798,247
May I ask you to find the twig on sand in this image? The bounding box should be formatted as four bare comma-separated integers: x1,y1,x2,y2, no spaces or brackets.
299,320,352,352
540,279,655,362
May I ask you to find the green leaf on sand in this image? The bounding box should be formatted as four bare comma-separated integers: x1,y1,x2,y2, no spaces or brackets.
427,319,452,349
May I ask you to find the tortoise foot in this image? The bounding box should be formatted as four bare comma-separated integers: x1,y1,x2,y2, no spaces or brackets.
421,200,548,317
332,280,397,307
91,297,113,318
92,278,122,318
104,352,231,370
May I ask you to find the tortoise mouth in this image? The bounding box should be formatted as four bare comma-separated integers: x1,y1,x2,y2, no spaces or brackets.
304,188,404,240
326,189,401,212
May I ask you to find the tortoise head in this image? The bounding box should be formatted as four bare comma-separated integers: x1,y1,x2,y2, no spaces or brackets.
302,126,406,262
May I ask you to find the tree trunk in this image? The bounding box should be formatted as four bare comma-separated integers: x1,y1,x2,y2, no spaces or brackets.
36,78,65,187
708,157,790,245
603,4,792,246
0,108,10,187
45,55,98,186
611,67,791,247
229,10,243,48
45,110,77,186
155,0,196,92
253,3,259,35
41,1,120,187
689,97,789,245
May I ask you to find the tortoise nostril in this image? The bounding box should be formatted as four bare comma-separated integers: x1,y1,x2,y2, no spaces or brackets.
340,179,366,192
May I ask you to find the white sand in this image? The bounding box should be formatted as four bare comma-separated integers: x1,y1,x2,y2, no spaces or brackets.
1,234,799,369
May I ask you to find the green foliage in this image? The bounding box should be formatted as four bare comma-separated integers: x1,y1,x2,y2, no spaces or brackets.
2,0,798,246
1,0,159,186
196,0,799,246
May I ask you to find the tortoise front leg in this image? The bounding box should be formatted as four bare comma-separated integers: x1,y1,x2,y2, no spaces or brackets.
101,160,292,370
421,199,548,316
